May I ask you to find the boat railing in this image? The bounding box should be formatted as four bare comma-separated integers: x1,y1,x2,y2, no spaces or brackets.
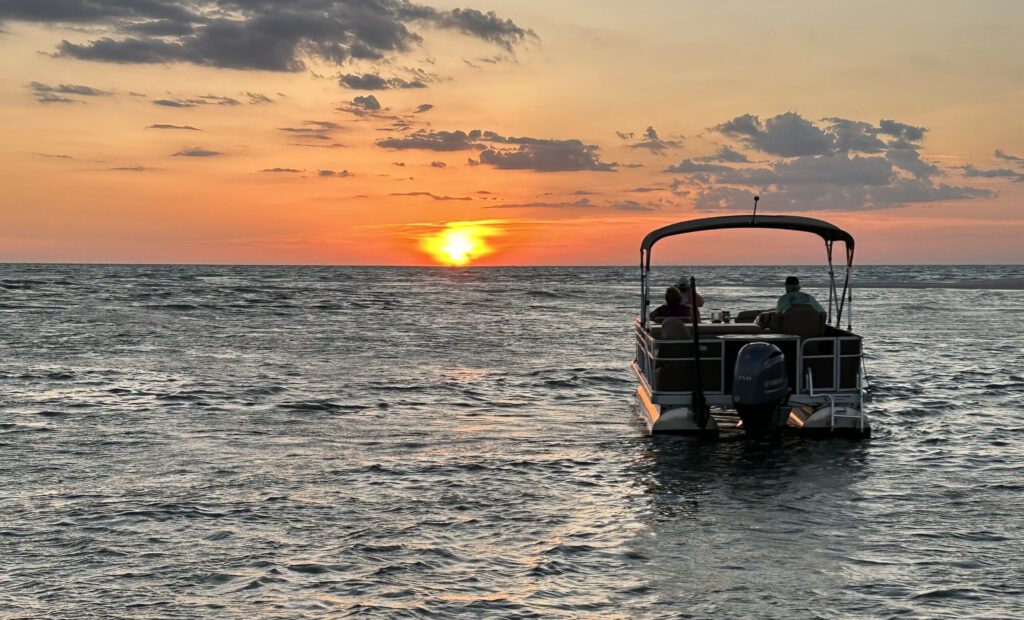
633,320,726,396
806,367,868,432
635,320,863,400
798,336,862,394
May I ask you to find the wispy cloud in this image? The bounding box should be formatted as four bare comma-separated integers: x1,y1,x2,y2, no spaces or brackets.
378,130,483,151
153,94,240,108
961,165,1024,182
339,73,427,90
995,149,1024,165
391,191,472,201
29,80,110,103
625,126,683,155
108,165,151,172
147,124,199,131
173,147,221,157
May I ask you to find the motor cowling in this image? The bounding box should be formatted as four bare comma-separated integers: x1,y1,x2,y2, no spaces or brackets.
732,342,789,434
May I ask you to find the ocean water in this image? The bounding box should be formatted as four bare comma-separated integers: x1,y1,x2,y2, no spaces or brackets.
1,264,1022,618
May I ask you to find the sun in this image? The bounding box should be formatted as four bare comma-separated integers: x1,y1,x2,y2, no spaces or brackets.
420,222,500,266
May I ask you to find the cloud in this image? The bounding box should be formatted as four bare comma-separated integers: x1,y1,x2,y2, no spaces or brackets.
281,120,344,141
153,94,240,107
353,95,381,110
318,169,352,177
33,93,77,104
665,160,735,174
679,112,996,211
289,142,346,149
961,165,1024,182
414,103,434,114
692,181,992,213
147,124,199,130
432,8,537,51
714,154,895,187
153,98,196,108
626,126,683,155
173,147,220,157
479,138,616,172
391,191,472,201
430,161,447,168
885,147,939,180
29,80,110,103
824,118,887,153
695,146,750,163
279,127,333,140
247,92,272,104
260,167,303,173
615,131,635,140
377,129,483,151
337,94,391,118
611,200,655,211
878,119,926,142
339,73,427,90
4,1,533,72
486,198,593,209
716,112,833,157
305,120,342,131
108,165,150,172
377,128,617,171
995,149,1024,165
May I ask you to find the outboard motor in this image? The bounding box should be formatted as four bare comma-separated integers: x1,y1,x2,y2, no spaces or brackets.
732,342,789,435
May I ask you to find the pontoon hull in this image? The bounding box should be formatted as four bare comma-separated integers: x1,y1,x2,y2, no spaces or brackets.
786,405,871,438
636,387,720,435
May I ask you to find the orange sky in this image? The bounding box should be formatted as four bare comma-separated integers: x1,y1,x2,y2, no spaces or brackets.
1,1,1022,265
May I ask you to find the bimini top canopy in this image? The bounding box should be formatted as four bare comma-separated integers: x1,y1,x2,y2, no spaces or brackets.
638,213,857,329
641,214,854,254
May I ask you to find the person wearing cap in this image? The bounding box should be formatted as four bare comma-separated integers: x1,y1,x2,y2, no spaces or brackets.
776,276,824,314
675,276,704,319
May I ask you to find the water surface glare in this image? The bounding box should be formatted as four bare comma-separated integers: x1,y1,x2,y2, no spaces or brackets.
1,265,1022,618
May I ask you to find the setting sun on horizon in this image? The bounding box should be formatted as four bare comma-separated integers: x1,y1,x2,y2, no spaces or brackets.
420,222,501,266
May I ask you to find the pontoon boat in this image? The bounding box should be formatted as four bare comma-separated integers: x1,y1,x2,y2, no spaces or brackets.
632,214,870,438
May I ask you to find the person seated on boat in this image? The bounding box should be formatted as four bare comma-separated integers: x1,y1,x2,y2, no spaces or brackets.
776,276,823,314
675,276,705,318
649,286,694,323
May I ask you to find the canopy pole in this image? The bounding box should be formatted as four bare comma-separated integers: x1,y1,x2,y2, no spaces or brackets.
640,249,648,327
825,240,836,325
688,277,710,429
845,246,854,331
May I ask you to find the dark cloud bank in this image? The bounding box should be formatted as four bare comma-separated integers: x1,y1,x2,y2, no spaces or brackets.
1,1,534,71
669,112,995,211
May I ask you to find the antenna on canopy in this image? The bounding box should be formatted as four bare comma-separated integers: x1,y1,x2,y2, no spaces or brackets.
751,195,760,224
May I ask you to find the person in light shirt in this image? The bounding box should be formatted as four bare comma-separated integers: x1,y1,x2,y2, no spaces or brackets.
776,276,824,314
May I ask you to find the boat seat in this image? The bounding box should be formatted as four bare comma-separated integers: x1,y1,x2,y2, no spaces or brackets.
652,318,722,392
659,317,691,340
735,309,762,323
777,304,825,339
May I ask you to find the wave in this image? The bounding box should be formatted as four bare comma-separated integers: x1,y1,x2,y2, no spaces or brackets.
710,277,1024,290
